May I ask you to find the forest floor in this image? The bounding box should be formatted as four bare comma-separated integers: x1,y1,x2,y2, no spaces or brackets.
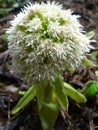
0,0,98,130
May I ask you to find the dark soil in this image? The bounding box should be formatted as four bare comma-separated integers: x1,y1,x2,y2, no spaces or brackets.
0,0,98,130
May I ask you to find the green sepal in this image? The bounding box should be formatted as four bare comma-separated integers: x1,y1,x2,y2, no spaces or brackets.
63,82,87,103
39,102,59,130
81,58,96,67
11,85,36,114
86,31,95,39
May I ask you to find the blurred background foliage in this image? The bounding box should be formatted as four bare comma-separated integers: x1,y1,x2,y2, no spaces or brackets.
0,0,30,17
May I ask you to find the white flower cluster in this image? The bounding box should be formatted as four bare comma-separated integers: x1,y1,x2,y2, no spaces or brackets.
7,2,90,84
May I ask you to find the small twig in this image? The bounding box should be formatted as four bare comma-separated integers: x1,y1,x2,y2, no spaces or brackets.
60,108,71,120
89,106,96,130
89,119,94,130
94,126,98,129
60,108,72,127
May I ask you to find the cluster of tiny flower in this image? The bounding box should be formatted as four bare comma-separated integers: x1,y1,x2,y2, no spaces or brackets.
7,1,90,84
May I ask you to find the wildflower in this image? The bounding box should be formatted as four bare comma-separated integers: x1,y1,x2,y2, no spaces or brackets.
7,1,90,84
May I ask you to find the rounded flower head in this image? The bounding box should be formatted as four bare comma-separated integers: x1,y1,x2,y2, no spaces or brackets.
7,1,90,84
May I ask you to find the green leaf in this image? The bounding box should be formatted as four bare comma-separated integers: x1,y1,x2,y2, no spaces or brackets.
52,75,68,111
81,58,96,67
86,31,95,39
91,51,98,61
84,81,98,96
18,90,26,95
63,82,87,103
36,80,47,110
11,85,36,114
39,102,59,130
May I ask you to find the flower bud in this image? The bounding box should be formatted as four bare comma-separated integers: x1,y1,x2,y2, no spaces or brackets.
7,2,90,84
